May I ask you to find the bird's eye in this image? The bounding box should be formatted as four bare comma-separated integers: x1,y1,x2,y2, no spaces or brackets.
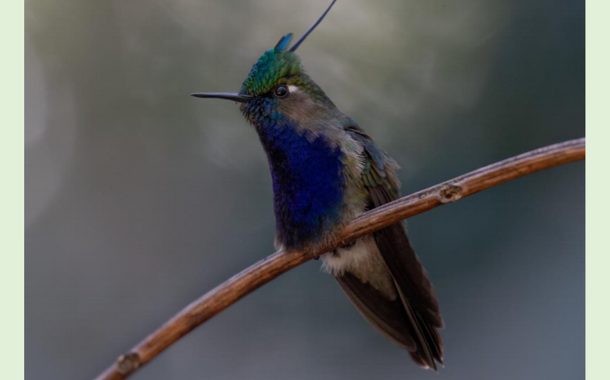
274,85,289,98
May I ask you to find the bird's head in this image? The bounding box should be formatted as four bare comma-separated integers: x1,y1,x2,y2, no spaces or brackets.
191,0,339,127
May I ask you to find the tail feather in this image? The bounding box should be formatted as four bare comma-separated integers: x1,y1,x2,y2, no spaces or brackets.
336,223,443,369
374,224,443,328
336,272,417,351
375,223,444,368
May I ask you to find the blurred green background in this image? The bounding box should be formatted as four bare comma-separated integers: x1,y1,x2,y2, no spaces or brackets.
25,0,584,379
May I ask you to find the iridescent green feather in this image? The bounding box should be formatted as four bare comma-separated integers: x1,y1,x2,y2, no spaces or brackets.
345,124,401,201
240,45,303,96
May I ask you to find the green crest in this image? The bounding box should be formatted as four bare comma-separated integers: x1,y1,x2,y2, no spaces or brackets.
240,34,304,96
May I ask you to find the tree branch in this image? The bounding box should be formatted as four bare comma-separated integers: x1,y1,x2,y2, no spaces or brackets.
93,138,585,380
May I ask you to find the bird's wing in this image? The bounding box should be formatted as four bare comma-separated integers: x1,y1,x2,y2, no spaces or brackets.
338,123,444,369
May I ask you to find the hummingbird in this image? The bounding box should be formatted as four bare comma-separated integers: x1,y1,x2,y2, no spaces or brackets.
192,0,443,369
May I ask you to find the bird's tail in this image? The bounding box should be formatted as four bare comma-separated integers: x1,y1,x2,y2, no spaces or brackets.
336,223,443,369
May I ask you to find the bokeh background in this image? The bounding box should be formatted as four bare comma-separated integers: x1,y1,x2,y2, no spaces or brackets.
25,0,584,379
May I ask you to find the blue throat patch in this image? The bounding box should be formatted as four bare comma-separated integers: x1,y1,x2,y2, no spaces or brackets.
255,117,346,250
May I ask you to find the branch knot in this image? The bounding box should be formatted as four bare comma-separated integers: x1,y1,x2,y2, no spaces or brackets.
438,184,463,203
117,353,140,375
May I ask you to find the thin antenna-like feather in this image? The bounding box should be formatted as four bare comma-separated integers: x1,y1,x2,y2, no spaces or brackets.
289,0,338,52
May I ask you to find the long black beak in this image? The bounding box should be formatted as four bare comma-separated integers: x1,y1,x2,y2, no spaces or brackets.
190,92,252,103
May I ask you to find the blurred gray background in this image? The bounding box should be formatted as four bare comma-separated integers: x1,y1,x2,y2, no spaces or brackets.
25,0,584,379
